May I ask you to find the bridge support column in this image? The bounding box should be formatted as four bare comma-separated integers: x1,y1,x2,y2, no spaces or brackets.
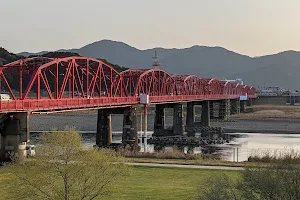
173,103,184,135
186,102,202,136
0,112,29,162
201,101,210,127
122,107,138,148
153,104,166,136
231,99,240,115
219,99,231,120
96,110,112,148
240,100,246,113
186,102,195,136
210,101,214,119
246,98,253,107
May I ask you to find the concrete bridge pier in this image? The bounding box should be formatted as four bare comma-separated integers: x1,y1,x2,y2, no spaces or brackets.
201,101,210,127
240,100,246,113
173,103,184,136
246,98,253,107
96,110,112,148
0,112,29,162
153,103,184,136
96,107,138,148
219,99,231,120
209,101,214,119
230,99,241,115
186,102,202,136
122,107,138,148
153,104,166,136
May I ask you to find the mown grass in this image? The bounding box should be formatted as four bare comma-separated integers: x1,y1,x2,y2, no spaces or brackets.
106,166,240,200
0,165,239,200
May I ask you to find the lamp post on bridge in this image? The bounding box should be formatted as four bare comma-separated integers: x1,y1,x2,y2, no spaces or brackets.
140,94,149,152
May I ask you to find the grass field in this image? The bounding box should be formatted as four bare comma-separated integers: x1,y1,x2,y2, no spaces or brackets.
106,166,239,200
0,166,239,200
232,105,300,119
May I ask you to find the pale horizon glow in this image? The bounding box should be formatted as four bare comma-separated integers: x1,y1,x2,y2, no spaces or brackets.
1,0,300,57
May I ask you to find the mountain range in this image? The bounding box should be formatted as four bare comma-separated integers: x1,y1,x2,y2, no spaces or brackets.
18,40,300,90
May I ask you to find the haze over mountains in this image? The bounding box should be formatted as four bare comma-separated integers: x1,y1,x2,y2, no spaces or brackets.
19,40,300,90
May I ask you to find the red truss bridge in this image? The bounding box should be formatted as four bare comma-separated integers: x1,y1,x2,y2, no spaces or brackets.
0,56,256,113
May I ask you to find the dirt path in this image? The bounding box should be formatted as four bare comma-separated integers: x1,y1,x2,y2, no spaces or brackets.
125,162,244,171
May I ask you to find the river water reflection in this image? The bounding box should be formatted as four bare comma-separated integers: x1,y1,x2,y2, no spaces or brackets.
30,132,300,162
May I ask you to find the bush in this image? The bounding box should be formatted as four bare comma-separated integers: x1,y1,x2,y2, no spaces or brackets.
196,162,300,200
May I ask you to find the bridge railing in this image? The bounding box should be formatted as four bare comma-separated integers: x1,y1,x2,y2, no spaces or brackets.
0,94,256,112
0,97,139,112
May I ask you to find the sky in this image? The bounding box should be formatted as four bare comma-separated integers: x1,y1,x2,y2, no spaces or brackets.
1,0,300,56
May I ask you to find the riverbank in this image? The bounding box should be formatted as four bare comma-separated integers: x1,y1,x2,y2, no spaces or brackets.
213,118,300,134
217,105,300,134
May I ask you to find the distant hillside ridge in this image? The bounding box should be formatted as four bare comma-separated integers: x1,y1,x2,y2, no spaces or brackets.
0,47,24,65
18,40,300,90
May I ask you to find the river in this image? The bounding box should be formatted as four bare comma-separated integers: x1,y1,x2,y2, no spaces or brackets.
30,113,300,162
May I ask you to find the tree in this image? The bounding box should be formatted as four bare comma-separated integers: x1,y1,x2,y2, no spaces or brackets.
239,163,300,200
8,129,129,200
196,163,300,200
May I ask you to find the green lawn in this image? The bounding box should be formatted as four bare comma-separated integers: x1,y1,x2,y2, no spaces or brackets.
0,166,239,200
108,166,239,200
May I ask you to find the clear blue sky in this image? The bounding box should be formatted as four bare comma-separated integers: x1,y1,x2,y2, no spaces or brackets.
1,0,299,56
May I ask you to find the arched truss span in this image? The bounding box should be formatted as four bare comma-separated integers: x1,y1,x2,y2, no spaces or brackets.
249,86,256,96
1,57,56,100
135,69,176,96
184,75,206,95
242,85,250,96
120,69,148,96
203,78,222,95
171,75,186,95
221,81,235,96
0,56,123,100
0,57,257,103
4,57,55,68
235,83,243,96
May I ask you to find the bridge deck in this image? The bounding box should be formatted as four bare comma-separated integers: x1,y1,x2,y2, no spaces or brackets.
0,95,255,113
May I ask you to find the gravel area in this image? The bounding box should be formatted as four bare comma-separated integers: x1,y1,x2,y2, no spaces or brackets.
31,113,300,134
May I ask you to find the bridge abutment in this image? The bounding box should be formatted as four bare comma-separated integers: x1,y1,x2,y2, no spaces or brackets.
0,112,29,162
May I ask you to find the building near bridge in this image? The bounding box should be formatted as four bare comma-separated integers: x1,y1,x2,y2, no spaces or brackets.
222,78,244,85
253,85,300,105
